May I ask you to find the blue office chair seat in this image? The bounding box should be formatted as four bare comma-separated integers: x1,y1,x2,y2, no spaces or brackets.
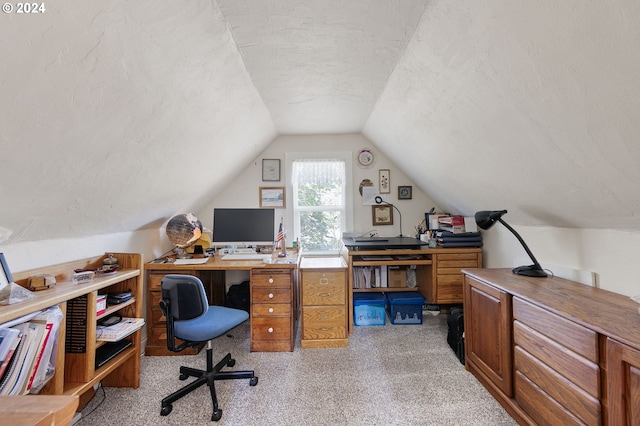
159,274,258,422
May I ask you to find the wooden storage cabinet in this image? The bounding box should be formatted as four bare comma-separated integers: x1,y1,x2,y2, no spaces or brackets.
6,253,143,403
299,257,348,348
463,274,513,397
250,269,295,352
463,268,640,426
606,338,640,425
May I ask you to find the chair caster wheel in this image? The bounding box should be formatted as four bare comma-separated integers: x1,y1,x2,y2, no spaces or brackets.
250,376,258,386
227,358,236,367
179,373,188,380
160,404,172,416
212,409,222,421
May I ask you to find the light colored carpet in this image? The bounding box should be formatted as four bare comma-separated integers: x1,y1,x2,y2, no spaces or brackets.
77,315,517,425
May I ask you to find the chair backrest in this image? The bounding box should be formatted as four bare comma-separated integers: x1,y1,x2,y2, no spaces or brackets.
161,274,208,321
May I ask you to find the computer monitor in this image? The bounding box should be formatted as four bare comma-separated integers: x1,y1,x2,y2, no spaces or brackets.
212,208,276,248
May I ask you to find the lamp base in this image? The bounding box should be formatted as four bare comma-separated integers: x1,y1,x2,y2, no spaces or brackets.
512,265,548,277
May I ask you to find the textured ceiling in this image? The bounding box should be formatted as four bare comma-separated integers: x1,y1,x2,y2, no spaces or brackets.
1,0,640,247
217,0,428,134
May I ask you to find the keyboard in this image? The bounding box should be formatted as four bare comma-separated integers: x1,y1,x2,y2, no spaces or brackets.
221,253,272,261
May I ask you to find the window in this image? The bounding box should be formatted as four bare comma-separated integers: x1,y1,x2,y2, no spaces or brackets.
288,153,352,253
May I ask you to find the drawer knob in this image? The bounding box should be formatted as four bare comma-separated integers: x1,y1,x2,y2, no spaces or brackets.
268,277,274,284
268,293,274,299
268,307,274,313
268,327,274,333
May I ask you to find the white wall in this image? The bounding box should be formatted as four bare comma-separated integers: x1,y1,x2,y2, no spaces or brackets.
482,225,640,298
198,133,440,242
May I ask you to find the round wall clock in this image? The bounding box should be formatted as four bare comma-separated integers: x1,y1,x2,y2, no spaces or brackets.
357,149,375,168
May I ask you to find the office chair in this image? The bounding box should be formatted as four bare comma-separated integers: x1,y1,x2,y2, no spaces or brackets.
159,274,258,422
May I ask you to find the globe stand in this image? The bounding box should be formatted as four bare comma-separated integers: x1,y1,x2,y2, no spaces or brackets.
173,247,191,259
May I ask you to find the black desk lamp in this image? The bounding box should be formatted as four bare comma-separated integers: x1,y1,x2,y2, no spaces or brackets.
475,210,547,277
375,196,404,237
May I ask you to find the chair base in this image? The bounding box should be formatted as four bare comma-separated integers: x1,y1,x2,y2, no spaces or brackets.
160,349,258,422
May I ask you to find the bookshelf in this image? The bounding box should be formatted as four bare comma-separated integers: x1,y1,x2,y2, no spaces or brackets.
1,253,142,407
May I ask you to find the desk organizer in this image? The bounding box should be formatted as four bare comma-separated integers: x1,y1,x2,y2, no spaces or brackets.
386,292,426,324
353,292,386,326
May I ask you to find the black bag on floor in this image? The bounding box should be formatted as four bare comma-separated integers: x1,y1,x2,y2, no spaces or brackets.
225,281,250,313
447,306,465,364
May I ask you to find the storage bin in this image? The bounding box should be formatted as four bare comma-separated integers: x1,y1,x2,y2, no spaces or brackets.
353,292,386,326
386,292,426,324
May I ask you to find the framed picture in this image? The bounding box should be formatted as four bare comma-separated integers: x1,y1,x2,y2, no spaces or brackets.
0,253,13,290
262,159,281,181
379,169,390,194
398,185,412,200
259,187,286,208
372,205,393,226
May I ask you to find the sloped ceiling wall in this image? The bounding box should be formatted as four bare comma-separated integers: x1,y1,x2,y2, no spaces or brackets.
1,0,640,248
364,1,640,230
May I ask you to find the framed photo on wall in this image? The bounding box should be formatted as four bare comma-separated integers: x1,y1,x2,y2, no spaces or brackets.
262,159,281,182
398,185,412,200
372,205,393,226
259,187,286,208
379,169,390,194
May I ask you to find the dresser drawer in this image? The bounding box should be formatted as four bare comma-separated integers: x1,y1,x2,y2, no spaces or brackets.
251,270,291,288
513,297,598,362
251,317,291,340
302,273,345,306
252,287,291,304
251,303,291,317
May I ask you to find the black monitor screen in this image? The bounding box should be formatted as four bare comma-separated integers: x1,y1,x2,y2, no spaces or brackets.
212,208,276,247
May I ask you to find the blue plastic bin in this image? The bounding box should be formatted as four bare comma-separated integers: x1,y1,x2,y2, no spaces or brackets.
386,292,426,324
353,292,386,326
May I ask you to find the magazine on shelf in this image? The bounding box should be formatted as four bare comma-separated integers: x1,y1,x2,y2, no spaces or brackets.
96,318,145,342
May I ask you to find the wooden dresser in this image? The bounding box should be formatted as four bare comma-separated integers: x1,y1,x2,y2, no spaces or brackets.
299,257,348,348
463,268,640,425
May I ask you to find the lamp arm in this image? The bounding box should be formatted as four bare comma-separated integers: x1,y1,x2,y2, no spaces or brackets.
384,202,403,237
497,218,543,269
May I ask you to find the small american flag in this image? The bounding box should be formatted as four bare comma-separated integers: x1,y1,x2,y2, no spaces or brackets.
276,219,284,245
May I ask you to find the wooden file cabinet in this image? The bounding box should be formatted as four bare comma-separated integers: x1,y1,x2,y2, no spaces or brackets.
299,257,348,348
250,268,295,352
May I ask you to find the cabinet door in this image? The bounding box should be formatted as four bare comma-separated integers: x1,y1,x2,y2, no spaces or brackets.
606,338,640,425
464,274,513,396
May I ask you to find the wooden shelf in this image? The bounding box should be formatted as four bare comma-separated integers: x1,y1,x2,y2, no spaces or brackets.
3,253,143,412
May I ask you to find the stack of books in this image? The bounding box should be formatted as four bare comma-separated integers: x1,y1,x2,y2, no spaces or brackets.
437,231,483,248
0,307,61,395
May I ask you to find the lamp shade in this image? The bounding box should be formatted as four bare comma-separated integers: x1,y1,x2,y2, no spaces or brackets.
475,210,547,278
475,210,508,230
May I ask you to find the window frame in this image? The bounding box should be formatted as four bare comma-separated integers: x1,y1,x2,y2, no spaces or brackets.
285,151,353,255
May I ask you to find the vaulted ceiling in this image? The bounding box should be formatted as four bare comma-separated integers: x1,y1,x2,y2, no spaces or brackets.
1,0,639,246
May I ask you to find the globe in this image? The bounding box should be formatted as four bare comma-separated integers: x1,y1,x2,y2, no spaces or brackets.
166,213,203,249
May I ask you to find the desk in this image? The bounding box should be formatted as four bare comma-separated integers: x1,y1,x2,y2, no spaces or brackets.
345,246,482,333
144,253,298,355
